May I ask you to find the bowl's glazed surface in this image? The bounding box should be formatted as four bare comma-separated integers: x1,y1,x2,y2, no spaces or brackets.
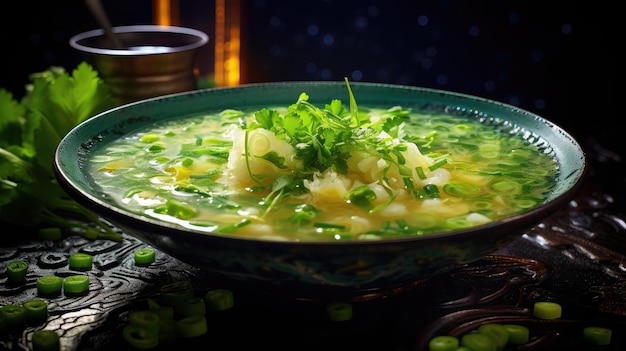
54,82,586,299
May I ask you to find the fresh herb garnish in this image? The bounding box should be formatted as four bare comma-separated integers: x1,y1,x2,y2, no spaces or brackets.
242,78,427,214
0,62,122,241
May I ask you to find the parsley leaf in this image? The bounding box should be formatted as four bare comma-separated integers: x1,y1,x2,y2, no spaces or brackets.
0,62,121,241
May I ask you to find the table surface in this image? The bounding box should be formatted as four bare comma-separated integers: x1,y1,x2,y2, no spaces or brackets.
1,136,625,351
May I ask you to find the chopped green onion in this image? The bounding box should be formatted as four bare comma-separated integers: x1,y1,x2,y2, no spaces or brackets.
122,324,159,349
502,324,529,345
63,275,90,294
134,248,156,266
128,310,160,335
181,157,194,167
1,304,27,328
6,260,29,283
32,330,60,351
443,181,482,198
428,158,448,171
415,166,427,180
428,335,459,351
22,299,48,324
490,179,522,195
533,301,562,320
176,315,207,338
423,184,440,198
477,323,508,350
461,332,496,351
68,253,93,270
140,133,161,143
325,301,352,322
204,289,234,311
583,326,612,345
37,276,63,296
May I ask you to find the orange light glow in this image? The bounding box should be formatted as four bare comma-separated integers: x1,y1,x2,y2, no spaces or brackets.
215,0,241,86
153,0,180,26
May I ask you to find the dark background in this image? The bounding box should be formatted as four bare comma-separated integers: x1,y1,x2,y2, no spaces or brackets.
0,1,618,154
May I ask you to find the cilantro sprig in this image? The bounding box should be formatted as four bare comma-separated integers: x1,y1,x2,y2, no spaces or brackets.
0,62,122,241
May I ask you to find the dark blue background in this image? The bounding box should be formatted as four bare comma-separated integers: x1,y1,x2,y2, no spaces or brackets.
1,1,618,153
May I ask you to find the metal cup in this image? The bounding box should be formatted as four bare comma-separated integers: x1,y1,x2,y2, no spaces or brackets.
70,25,209,105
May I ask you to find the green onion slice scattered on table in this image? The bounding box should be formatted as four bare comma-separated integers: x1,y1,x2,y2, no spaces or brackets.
1,304,27,327
325,301,353,322
32,329,60,351
68,253,93,270
428,335,459,351
36,276,63,296
461,333,497,351
6,260,29,282
533,301,562,320
502,324,529,345
122,324,159,349
583,326,612,345
176,315,207,338
22,299,48,323
134,248,156,266
204,288,234,311
477,323,509,350
63,275,90,294
128,310,160,335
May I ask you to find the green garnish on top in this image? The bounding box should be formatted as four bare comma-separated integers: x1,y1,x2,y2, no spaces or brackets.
242,78,422,214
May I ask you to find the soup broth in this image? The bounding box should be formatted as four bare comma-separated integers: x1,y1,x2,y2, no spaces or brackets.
89,92,558,242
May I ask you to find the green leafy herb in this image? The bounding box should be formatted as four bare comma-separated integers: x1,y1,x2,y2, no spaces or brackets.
242,78,416,213
0,62,121,241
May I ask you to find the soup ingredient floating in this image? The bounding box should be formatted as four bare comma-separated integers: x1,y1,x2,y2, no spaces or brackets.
90,81,558,242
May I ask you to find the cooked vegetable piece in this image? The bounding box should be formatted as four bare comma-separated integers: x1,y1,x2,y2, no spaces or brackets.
325,301,353,322
204,288,234,311
176,315,207,338
583,326,612,345
68,253,93,270
428,335,459,351
461,333,497,351
1,304,27,327
533,301,562,320
32,329,60,351
128,310,160,335
36,276,63,295
63,275,90,294
134,248,156,266
6,259,28,282
477,323,508,351
502,324,529,345
122,324,159,349
23,299,48,323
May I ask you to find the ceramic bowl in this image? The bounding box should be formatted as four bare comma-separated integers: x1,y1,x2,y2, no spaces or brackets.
53,82,586,300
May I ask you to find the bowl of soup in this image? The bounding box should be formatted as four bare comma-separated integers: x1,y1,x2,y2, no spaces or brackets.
53,81,586,300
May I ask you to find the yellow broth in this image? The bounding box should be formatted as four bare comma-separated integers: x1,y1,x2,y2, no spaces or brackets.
89,101,558,242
